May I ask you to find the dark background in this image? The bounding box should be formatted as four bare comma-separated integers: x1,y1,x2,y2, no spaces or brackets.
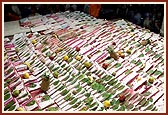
4,4,164,34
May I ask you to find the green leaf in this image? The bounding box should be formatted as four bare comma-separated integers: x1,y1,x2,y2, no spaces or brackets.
102,93,109,99
52,67,60,71
72,101,81,108
36,108,43,111
138,54,144,57
115,100,120,105
112,104,119,110
8,104,16,111
64,93,71,101
29,83,37,88
69,98,78,105
102,93,112,100
25,53,30,57
154,70,162,76
118,85,125,91
89,102,98,109
125,69,132,75
136,61,142,66
36,34,40,37
147,70,154,74
41,47,48,53
153,54,160,59
4,93,11,101
84,97,93,104
61,64,66,68
111,99,116,105
47,107,58,111
126,104,134,110
4,100,15,111
85,93,91,98
118,105,126,111
26,100,36,106
53,80,59,86
30,60,35,65
143,100,150,107
98,84,105,92
146,104,154,110
145,47,150,52
140,98,147,105
142,92,151,96
70,78,78,85
76,87,82,93
69,96,75,101
78,74,85,80
80,89,86,94
115,63,122,68
149,98,153,102
58,85,65,91
111,80,118,86
4,83,9,88
123,101,129,107
105,75,113,81
6,78,12,84
38,63,43,68
131,60,137,64
113,82,121,88
7,68,13,74
61,89,69,96
42,95,50,101
4,89,10,95
81,78,89,83
67,67,71,72
91,82,99,90
135,43,141,48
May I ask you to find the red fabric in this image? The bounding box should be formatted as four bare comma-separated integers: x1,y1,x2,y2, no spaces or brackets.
8,13,20,21
89,4,101,18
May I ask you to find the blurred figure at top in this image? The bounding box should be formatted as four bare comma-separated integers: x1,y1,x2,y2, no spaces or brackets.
11,4,21,18
89,4,101,18
143,16,152,30
133,12,142,25
84,4,90,14
4,4,20,21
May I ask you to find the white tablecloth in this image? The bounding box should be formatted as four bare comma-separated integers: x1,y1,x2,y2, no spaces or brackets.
4,20,31,36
